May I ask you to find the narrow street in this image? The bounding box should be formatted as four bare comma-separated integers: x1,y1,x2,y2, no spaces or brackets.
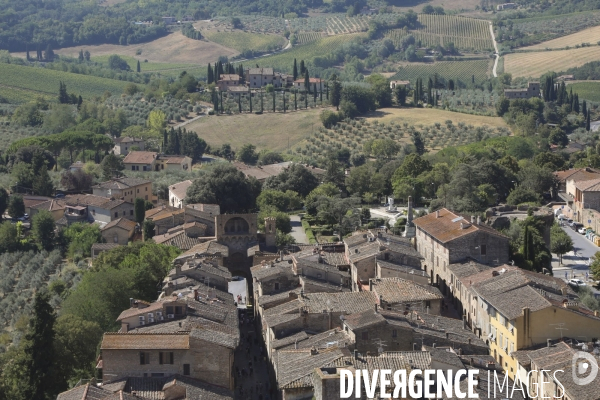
233,311,273,400
289,215,309,244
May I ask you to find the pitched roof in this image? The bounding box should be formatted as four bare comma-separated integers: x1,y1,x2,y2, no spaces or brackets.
234,161,293,181
575,177,600,191
218,74,240,81
123,151,157,164
102,217,137,232
413,208,507,243
485,285,552,320
65,194,128,209
247,67,274,75
163,155,189,164
145,207,184,222
447,260,491,279
300,291,378,314
92,243,121,251
347,242,381,262
343,308,385,330
93,177,151,190
370,278,443,303
555,167,600,182
31,198,66,212
102,375,234,400
277,348,347,389
56,383,115,400
168,180,193,200
101,332,190,350
251,262,294,280
177,241,229,259
114,136,144,144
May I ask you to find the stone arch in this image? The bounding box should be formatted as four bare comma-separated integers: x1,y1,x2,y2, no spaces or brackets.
224,217,249,234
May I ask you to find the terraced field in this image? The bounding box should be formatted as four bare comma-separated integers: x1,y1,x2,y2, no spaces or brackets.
391,59,492,85
296,32,325,45
0,63,133,102
203,31,286,52
386,14,494,52
504,46,600,78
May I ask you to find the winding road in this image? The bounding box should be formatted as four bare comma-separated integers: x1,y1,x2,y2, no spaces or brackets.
489,21,499,78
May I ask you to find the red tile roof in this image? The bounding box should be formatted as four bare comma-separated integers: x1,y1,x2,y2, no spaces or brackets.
123,151,157,164
413,208,507,243
101,332,190,350
102,217,137,232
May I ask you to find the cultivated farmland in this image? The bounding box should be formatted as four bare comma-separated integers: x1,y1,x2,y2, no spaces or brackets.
568,81,600,102
390,59,492,85
91,54,198,73
386,14,494,52
255,33,365,72
203,31,286,53
0,63,133,101
504,46,600,78
521,25,600,50
295,32,325,44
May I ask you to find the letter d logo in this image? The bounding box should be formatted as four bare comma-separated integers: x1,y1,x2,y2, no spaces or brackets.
572,351,599,386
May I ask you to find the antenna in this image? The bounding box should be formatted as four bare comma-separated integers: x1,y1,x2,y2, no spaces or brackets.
371,338,388,355
550,323,568,339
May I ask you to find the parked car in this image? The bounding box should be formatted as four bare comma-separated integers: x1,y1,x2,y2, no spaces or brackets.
569,278,586,287
557,214,567,220
578,227,588,234
567,219,574,226
572,223,583,231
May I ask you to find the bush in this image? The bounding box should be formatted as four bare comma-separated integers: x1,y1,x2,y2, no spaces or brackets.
320,110,341,129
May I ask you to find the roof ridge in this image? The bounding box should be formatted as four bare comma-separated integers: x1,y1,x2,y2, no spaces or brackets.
104,331,191,335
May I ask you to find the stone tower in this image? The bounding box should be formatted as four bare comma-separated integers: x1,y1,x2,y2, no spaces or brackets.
264,216,276,248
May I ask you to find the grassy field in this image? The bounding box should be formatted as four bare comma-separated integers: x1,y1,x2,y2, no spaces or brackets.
0,63,133,102
522,25,600,50
91,54,199,73
363,107,510,129
390,59,492,85
203,31,286,52
255,33,365,72
0,86,54,104
504,46,600,78
569,81,600,102
186,108,325,152
34,32,238,65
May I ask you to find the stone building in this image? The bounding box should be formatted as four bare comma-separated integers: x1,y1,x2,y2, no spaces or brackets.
503,82,540,99
100,288,239,390
168,180,193,208
92,177,153,203
101,217,137,245
413,208,510,286
59,194,134,227
113,137,145,155
165,259,232,292
369,277,443,315
217,74,240,91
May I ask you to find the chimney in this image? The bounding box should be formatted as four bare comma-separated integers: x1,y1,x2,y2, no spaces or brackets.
121,322,129,332
413,343,417,351
477,216,481,225
547,339,552,348
470,357,474,366
407,196,413,226
175,264,181,276
458,348,463,356
375,303,379,313
432,343,436,348
463,316,467,330
436,210,440,218
194,289,198,301
471,215,476,224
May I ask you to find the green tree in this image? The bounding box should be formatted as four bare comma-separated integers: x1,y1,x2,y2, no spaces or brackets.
293,58,298,81
0,222,19,254
316,196,361,240
7,195,25,218
590,252,600,281
107,54,130,70
411,131,426,155
0,187,8,216
264,163,320,197
346,165,385,197
32,165,54,196
22,290,59,399
237,144,258,164
62,223,103,259
320,110,341,128
134,198,146,224
395,85,407,106
550,223,573,264
12,102,43,127
32,210,55,251
101,153,125,180
143,219,155,241
43,104,76,133
259,207,292,234
330,75,342,111
186,164,261,213
147,109,167,136
136,60,141,73
366,74,392,108
257,189,301,211
394,154,431,179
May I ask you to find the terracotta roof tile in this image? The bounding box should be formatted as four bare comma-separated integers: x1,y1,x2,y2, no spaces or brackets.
413,208,507,243
168,180,193,200
102,218,137,232
370,278,443,303
122,151,157,164
101,332,190,350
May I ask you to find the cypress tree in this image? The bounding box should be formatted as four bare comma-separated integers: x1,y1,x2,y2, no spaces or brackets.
260,90,264,112
21,290,57,400
249,93,253,113
220,91,223,113
26,45,30,61
313,83,317,103
207,64,213,84
273,90,276,112
300,60,305,75
238,94,242,113
283,91,286,113
305,91,308,109
583,100,588,118
587,112,591,131
304,69,310,94
163,129,168,151
77,95,83,110
136,60,141,73
294,90,297,110
293,58,298,81
78,49,84,62
326,82,329,100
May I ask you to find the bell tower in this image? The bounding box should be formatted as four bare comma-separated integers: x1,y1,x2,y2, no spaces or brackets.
264,217,276,248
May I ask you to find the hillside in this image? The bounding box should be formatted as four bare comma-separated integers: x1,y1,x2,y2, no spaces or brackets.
0,63,133,103
521,25,600,50
504,46,600,78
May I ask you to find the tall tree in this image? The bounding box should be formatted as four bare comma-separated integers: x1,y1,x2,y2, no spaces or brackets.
32,210,55,251
58,82,69,104
587,112,591,131
21,290,59,399
293,58,298,81
0,187,8,216
32,165,54,196
550,223,573,264
207,63,214,84
78,50,84,62
330,75,342,111
136,60,141,73
300,59,306,75
7,195,25,218
134,198,146,223
304,69,310,94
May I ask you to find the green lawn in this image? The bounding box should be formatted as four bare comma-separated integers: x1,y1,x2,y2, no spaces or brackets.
0,63,134,103
204,31,286,52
